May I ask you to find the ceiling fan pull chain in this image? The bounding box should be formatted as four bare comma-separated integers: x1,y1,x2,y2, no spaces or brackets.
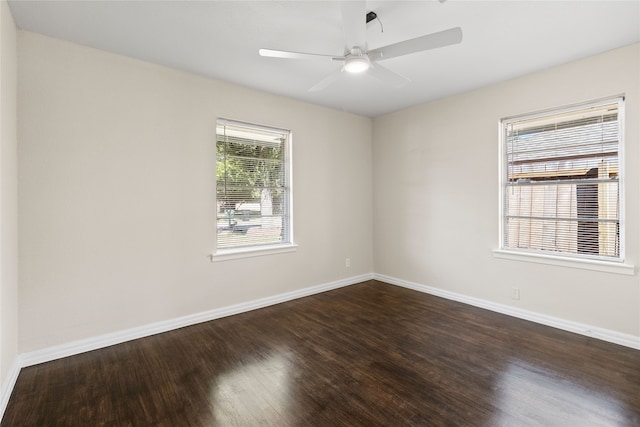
376,15,384,33
366,11,384,33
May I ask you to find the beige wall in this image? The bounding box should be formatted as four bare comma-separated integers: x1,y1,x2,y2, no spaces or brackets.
373,43,640,337
15,29,640,355
17,31,373,353
0,0,18,385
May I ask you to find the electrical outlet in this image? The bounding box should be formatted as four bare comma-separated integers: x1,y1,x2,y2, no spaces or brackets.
511,287,520,300
345,258,351,268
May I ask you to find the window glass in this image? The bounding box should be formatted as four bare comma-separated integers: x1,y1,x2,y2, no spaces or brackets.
216,120,291,251
501,98,623,261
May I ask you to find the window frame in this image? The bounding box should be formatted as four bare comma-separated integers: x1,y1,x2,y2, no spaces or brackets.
212,119,296,260
495,97,634,275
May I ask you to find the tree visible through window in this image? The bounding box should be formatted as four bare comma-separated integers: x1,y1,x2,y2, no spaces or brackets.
501,98,623,261
216,120,291,251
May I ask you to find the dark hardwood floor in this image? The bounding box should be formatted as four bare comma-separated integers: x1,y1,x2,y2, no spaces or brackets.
3,280,640,426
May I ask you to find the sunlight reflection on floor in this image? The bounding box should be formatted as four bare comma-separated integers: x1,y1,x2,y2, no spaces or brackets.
211,352,292,425
492,361,629,426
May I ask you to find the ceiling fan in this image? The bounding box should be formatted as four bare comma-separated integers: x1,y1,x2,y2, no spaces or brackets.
259,1,463,91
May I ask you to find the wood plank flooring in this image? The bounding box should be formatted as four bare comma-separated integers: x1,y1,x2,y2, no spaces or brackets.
3,280,640,426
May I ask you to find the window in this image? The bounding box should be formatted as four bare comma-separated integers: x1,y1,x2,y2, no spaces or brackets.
500,97,624,262
216,119,292,252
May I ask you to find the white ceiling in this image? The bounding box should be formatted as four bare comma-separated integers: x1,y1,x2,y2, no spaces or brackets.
8,0,640,117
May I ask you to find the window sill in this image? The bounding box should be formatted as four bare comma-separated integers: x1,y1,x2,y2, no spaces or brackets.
492,249,635,276
211,244,298,262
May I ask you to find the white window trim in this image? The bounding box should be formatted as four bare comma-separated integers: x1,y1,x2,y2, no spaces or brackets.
214,119,294,257
211,243,298,262
496,96,633,274
492,249,635,276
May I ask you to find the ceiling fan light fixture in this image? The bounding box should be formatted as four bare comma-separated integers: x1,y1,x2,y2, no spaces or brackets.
344,56,370,73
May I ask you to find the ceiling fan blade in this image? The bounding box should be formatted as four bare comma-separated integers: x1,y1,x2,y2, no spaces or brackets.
340,1,367,49
368,63,410,88
368,27,463,61
309,69,344,92
259,48,341,61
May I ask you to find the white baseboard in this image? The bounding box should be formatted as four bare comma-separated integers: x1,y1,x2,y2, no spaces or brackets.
19,273,374,368
0,358,21,423
1,273,372,422
375,273,640,351
4,271,638,423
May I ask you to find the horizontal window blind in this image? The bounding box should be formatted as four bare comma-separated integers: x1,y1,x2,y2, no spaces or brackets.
502,98,623,261
216,120,291,250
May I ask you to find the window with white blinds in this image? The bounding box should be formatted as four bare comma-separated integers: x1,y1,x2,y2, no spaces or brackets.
216,119,291,251
500,97,624,261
